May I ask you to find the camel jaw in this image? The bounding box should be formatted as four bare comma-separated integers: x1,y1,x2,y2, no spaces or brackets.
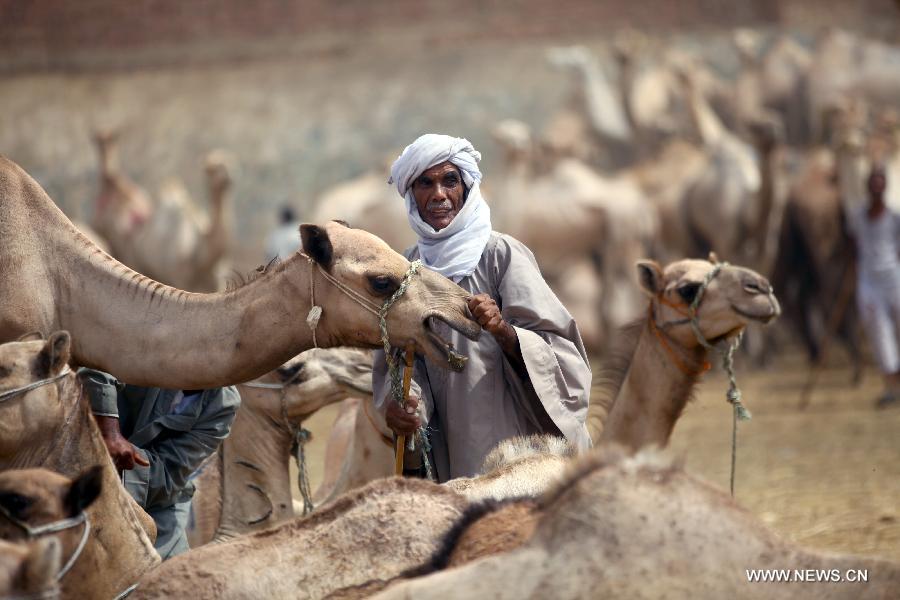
422,315,479,372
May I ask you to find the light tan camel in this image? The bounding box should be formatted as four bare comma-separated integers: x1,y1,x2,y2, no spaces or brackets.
91,132,233,292
0,156,479,388
0,334,160,599
489,119,658,344
807,28,900,144
313,395,395,509
0,467,108,600
311,167,415,254
0,538,61,599
187,348,374,546
372,447,900,600
130,478,470,600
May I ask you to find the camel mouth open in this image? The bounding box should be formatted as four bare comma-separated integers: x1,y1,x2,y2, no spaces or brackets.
422,315,479,372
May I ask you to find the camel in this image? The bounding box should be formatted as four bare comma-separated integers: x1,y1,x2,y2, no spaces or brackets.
371,448,900,600
91,131,232,292
545,45,634,169
489,119,658,345
313,394,395,509
0,538,61,599
187,347,375,546
129,257,780,599
311,166,415,254
0,156,480,388
807,28,900,144
770,147,863,380
0,467,109,600
0,333,161,598
130,477,470,600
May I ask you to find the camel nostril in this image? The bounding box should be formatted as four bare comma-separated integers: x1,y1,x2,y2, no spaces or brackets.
742,277,770,295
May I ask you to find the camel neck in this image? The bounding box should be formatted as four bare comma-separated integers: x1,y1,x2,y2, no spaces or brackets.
214,389,294,540
54,231,326,387
600,319,705,451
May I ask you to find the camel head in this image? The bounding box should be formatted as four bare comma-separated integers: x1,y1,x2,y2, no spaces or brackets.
0,467,101,595
0,537,61,599
0,333,73,464
0,467,102,542
636,256,780,349
299,222,480,367
204,149,235,202
242,349,374,425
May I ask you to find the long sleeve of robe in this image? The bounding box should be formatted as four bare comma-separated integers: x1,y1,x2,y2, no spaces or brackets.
373,232,592,481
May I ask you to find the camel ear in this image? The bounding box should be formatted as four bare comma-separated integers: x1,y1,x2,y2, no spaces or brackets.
36,331,70,377
17,538,61,592
708,251,720,264
636,260,664,296
64,466,103,518
17,331,44,342
300,224,334,270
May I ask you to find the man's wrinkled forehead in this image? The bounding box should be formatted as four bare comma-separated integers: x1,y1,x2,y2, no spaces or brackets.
416,161,461,181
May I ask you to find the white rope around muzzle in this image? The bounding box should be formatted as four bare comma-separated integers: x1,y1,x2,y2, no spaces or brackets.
0,366,71,403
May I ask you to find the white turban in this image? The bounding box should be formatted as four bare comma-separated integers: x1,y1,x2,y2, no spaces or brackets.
388,134,492,281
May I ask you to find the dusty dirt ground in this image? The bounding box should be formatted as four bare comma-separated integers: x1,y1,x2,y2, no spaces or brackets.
296,349,900,563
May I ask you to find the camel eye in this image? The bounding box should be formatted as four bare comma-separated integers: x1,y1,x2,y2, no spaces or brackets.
677,283,701,304
368,275,399,297
0,492,33,520
276,363,303,384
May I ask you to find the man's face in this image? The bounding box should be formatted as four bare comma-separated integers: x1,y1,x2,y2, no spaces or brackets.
411,161,466,231
868,172,886,199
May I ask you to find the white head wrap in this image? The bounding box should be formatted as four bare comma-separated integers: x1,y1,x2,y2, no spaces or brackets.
388,134,492,281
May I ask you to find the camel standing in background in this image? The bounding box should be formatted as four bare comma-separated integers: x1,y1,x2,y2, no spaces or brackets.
188,348,374,546
91,130,233,291
489,119,657,348
311,165,415,254
0,157,480,388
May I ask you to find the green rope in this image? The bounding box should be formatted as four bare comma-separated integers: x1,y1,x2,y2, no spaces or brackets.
378,259,436,481
687,261,751,497
292,428,314,516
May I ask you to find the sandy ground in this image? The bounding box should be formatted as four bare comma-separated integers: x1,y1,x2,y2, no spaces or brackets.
294,350,900,562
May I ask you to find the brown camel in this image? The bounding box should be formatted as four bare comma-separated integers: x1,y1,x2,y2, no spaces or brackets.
90,132,232,292
770,147,863,381
0,156,480,388
0,334,160,599
372,448,900,600
0,538,61,599
187,348,374,546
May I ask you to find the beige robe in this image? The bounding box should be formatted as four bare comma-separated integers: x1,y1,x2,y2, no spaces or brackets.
373,232,591,481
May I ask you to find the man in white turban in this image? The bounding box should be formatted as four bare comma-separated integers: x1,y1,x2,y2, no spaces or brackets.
373,133,592,481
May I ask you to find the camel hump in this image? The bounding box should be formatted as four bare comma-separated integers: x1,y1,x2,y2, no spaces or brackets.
479,434,578,475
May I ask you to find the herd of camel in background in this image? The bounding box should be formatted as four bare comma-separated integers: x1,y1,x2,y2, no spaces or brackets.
81,27,900,373
3,25,899,598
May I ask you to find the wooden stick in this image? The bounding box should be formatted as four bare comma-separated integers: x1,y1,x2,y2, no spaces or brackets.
394,345,416,475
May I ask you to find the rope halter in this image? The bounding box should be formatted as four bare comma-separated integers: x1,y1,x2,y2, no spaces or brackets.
0,504,90,582
650,260,750,497
0,367,72,404
243,365,314,516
